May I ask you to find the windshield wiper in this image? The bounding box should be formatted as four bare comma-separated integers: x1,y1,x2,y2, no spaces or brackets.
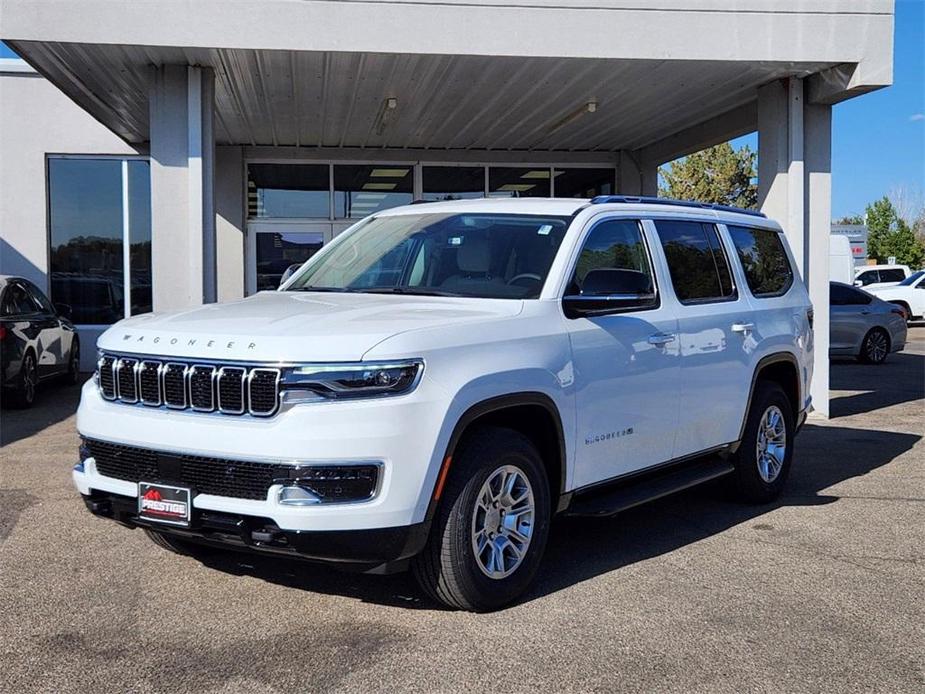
288,286,354,293
360,287,465,297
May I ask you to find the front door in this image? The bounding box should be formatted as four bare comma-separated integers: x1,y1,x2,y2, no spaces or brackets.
564,216,681,489
246,222,332,294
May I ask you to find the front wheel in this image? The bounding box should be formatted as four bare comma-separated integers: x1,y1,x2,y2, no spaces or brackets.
412,426,551,611
730,381,794,503
858,328,890,364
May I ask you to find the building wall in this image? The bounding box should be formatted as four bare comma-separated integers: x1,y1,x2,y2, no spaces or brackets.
0,69,139,291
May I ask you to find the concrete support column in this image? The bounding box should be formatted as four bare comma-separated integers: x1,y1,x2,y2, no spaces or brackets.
149,65,216,311
617,151,642,195
758,77,831,417
640,162,659,197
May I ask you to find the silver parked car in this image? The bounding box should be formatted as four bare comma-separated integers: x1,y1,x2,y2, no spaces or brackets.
830,282,907,364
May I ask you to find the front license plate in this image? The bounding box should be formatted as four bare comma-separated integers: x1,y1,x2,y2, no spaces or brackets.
138,482,191,527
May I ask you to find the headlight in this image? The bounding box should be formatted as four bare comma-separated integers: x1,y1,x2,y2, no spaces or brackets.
281,360,423,400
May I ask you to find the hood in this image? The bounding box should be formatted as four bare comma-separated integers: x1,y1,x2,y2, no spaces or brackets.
97,290,524,362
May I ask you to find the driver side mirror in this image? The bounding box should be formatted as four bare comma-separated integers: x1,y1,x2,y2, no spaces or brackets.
53,302,72,319
562,268,656,319
278,263,302,288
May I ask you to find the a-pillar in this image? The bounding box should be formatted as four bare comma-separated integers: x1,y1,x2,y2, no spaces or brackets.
758,77,831,417
149,65,216,311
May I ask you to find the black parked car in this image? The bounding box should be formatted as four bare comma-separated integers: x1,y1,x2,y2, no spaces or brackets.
0,275,80,408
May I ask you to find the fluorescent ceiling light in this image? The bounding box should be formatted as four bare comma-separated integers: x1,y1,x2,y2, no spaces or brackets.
520,170,550,179
370,168,409,178
362,182,398,191
354,192,388,200
498,184,535,192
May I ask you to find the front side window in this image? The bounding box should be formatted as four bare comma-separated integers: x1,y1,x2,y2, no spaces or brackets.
23,280,54,314
568,219,655,301
879,268,906,283
727,225,794,297
654,220,735,303
855,270,879,286
287,213,570,299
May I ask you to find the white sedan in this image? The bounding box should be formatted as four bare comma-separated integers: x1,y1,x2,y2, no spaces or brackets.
869,270,925,322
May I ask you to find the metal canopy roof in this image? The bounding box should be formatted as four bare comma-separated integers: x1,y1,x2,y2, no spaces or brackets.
17,41,833,151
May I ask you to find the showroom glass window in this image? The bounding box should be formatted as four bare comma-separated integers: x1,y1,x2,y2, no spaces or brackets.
553,168,616,198
488,167,551,198
422,166,485,201
335,165,413,218
247,164,330,218
48,158,152,324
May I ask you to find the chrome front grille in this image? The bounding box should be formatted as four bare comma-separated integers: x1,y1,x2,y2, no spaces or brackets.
98,353,280,417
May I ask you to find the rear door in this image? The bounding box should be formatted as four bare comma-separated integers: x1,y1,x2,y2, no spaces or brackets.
651,219,755,458
564,216,681,487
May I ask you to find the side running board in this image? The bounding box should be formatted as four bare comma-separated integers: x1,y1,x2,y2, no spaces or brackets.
564,457,735,517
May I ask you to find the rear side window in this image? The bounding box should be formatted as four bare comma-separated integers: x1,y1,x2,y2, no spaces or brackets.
879,268,906,283
727,225,794,297
831,283,871,306
569,218,656,300
0,283,38,316
654,220,734,303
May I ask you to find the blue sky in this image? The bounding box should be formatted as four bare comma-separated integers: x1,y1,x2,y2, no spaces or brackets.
2,2,923,219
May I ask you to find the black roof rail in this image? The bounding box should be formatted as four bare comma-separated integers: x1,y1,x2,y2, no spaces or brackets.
589,195,766,218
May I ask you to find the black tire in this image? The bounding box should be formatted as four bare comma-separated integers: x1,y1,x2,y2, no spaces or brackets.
412,426,551,612
858,327,890,364
9,350,38,408
144,528,212,557
64,338,80,385
730,381,794,504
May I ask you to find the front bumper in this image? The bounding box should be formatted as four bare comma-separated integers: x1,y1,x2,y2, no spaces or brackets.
81,487,428,573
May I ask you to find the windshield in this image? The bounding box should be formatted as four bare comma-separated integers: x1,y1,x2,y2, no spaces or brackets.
286,212,571,299
898,270,924,286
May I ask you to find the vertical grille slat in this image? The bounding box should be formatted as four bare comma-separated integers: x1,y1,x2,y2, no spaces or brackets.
248,369,281,416
98,356,117,400
97,353,281,418
217,367,246,414
189,365,216,411
139,361,162,406
116,358,139,403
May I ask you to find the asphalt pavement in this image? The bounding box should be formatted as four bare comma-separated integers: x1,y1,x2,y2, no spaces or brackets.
1,329,923,693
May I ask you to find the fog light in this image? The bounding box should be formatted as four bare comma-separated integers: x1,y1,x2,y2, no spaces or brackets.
278,485,322,506
277,464,380,505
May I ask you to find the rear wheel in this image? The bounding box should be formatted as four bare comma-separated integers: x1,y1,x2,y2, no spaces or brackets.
730,381,794,503
9,351,38,408
64,338,80,385
858,327,890,364
412,426,551,611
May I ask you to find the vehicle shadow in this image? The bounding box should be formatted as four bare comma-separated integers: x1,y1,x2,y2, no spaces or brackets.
0,376,87,447
190,421,920,610
829,352,924,418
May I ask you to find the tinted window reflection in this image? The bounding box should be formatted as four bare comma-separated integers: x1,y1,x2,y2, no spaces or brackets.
488,168,551,198
570,219,654,296
655,220,735,303
727,226,793,297
128,161,152,315
334,165,413,218
255,232,325,291
422,166,484,201
553,168,615,198
248,164,330,218
49,159,125,324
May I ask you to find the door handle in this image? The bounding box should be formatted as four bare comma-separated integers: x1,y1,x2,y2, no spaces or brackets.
731,322,755,334
648,333,676,346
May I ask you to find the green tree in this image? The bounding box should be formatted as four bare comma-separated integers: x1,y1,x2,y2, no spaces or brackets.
659,143,757,209
863,196,925,266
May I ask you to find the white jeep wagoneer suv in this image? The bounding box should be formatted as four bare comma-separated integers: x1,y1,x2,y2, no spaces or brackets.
75,196,813,611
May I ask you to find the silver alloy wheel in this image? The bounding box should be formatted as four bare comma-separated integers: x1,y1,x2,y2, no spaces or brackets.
22,354,36,403
756,405,786,483
865,330,888,363
471,464,535,579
